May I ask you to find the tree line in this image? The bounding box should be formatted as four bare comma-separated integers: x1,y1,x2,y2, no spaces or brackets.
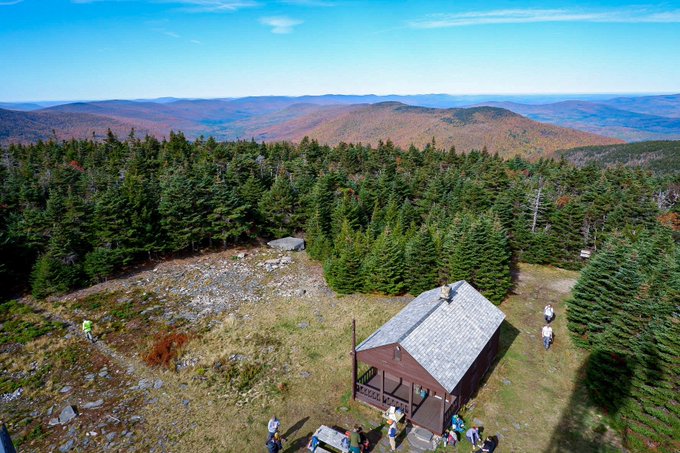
567,229,679,451
0,131,676,303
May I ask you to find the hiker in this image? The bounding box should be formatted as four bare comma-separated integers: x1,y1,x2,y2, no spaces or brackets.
266,432,283,453
442,428,457,447
544,304,555,323
387,419,398,451
466,426,482,448
451,414,465,433
349,425,362,453
267,415,280,442
82,319,94,343
542,324,553,350
357,426,370,452
475,436,497,453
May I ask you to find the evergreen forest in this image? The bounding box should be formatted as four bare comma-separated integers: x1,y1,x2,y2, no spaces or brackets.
1,131,678,450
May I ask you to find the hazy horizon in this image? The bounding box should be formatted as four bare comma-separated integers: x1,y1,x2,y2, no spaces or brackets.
2,1,680,101
3,91,678,105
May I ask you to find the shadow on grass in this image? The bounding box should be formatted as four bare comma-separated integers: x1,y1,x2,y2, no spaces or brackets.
282,416,309,440
544,350,635,453
364,423,384,448
283,431,313,452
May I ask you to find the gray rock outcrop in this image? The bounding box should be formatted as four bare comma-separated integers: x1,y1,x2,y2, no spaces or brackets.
267,237,305,251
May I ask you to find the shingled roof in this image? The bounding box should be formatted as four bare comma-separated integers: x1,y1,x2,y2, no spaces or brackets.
356,281,505,393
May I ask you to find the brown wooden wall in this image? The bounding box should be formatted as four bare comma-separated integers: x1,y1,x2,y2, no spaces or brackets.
450,325,501,406
356,344,446,395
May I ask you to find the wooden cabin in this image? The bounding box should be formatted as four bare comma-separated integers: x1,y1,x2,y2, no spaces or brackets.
352,281,505,435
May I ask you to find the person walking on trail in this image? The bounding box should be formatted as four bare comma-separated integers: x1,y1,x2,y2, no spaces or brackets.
82,319,94,343
542,324,553,350
466,426,482,448
544,304,555,323
349,425,362,453
267,415,280,442
387,419,398,451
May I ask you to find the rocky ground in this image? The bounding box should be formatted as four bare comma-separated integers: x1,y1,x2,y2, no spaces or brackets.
1,245,335,452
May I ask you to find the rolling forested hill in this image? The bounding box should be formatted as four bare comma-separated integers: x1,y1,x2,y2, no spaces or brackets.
559,140,680,174
0,100,621,158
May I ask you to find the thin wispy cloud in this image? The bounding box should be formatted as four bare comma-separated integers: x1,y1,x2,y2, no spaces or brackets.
72,0,258,10
152,27,181,38
259,16,302,33
0,0,24,5
167,0,259,12
409,8,680,29
190,39,202,44
279,0,334,6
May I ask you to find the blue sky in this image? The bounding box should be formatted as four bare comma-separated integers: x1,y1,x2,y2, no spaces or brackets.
1,0,680,101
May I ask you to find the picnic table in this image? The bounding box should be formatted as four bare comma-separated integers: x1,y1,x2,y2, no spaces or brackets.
308,425,349,453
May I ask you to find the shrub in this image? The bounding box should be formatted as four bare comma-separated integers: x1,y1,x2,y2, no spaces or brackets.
144,332,190,368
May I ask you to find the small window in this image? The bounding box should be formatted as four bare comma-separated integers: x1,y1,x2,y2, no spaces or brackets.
394,346,401,361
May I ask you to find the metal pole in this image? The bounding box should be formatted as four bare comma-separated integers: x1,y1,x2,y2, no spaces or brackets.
351,319,357,401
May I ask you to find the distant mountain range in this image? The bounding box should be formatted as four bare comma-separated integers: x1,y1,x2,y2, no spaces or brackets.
2,92,679,155
0,99,621,158
474,95,680,141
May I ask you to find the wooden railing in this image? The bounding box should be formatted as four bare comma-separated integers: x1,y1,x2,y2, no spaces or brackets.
355,381,411,416
357,366,377,386
384,393,410,415
356,383,380,401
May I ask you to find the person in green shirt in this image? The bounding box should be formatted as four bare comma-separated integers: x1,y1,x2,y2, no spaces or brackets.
82,319,94,343
349,425,361,453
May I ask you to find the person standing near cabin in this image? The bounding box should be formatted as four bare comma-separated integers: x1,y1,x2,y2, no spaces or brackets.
466,426,481,448
82,319,94,343
544,304,554,323
542,324,553,350
267,415,281,442
387,420,398,451
348,425,362,453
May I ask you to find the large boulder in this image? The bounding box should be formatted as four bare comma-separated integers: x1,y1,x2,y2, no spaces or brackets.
267,237,305,252
58,405,78,425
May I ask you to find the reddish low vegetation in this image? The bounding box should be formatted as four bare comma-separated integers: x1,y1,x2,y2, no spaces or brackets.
658,212,680,231
144,332,190,368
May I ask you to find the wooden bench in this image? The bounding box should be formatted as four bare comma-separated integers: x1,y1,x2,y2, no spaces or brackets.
313,448,333,453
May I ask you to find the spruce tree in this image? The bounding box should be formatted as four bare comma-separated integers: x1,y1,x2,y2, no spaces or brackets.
325,222,364,294
362,228,405,295
404,226,439,295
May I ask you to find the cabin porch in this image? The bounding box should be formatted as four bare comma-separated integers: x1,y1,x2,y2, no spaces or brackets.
354,367,458,435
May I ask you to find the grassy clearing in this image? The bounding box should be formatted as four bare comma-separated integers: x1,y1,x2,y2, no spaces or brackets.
438,264,623,452
140,258,623,452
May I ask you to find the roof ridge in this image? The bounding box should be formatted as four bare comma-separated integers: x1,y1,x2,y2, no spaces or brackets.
396,298,445,345
396,281,464,345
